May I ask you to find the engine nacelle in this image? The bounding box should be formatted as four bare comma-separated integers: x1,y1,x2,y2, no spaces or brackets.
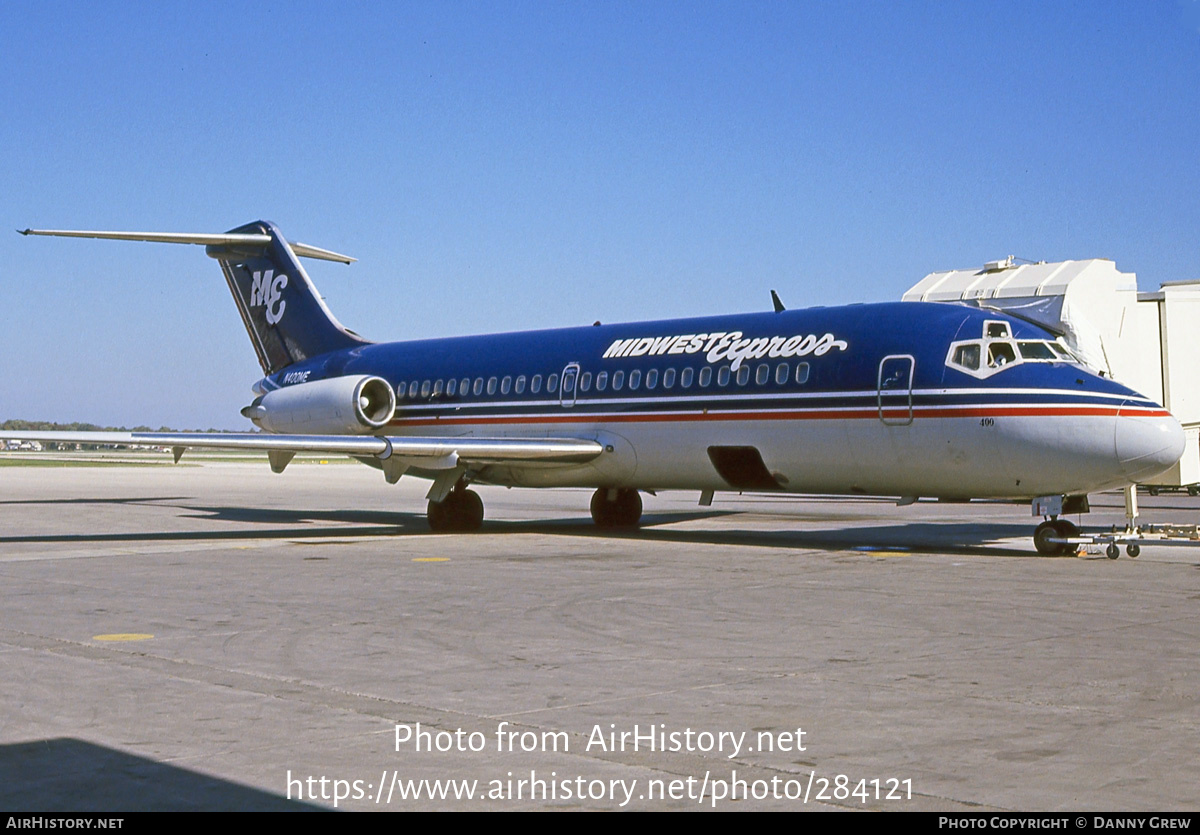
243,375,396,434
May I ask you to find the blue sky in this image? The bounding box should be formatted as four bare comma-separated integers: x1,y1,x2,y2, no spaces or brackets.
2,1,1198,428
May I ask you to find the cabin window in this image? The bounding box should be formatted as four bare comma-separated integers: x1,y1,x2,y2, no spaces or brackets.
680,367,694,388
460,378,470,396
736,366,750,386
562,373,575,394
699,367,712,387
446,378,457,396
596,371,608,391
420,380,431,399
756,364,770,385
395,382,406,400
645,369,658,389
775,363,789,384
409,381,420,399
433,379,444,397
795,362,810,384
531,374,542,393
547,373,559,393
718,366,731,386
500,376,512,394
580,372,592,392
612,370,625,390
473,377,484,396
485,377,497,395
663,368,676,389
628,370,641,390
515,375,526,394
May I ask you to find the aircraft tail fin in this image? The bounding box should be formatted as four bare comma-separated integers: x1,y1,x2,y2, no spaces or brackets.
20,221,371,374
205,220,369,373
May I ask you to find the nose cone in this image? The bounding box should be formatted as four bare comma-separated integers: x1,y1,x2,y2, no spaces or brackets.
1115,406,1185,483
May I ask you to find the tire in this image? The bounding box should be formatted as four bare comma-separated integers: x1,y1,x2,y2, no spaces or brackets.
1034,521,1060,556
1052,519,1079,555
1106,543,1120,560
456,489,484,532
428,489,484,532
590,489,615,527
591,488,642,528
427,498,449,532
613,489,643,527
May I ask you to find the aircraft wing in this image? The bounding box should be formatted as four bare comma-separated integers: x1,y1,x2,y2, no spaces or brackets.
0,431,603,497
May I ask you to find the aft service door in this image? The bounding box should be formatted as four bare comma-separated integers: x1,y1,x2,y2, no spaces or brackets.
877,355,914,426
560,362,579,408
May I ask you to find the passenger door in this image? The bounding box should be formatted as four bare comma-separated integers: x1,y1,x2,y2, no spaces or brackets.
877,355,914,426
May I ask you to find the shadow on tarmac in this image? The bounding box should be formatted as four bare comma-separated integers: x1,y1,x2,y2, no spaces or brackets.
0,496,1042,557
0,738,325,812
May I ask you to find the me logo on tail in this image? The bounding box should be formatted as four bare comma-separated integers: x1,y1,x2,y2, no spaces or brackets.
249,269,288,325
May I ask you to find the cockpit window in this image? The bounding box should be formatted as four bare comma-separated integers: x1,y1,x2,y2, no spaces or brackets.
1018,341,1057,360
987,342,1017,367
946,321,1081,379
952,343,981,372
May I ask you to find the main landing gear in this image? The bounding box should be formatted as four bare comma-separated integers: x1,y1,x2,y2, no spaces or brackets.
590,488,642,528
427,486,484,532
1033,519,1079,556
426,485,644,532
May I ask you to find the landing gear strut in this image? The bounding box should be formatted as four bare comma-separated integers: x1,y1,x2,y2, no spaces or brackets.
1033,518,1079,556
427,486,484,532
590,488,642,528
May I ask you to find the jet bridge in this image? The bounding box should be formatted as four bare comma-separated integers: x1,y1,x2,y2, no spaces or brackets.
904,257,1200,490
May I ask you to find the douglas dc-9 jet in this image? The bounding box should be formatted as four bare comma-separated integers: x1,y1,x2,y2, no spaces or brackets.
3,222,1184,554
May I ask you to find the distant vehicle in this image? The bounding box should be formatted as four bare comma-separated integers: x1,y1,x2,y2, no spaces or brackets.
1,221,1186,554
1143,483,1200,496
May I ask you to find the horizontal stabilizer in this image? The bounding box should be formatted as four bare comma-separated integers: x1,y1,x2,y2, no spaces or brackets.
18,228,355,263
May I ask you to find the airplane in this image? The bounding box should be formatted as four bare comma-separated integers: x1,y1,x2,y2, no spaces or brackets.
1,221,1186,555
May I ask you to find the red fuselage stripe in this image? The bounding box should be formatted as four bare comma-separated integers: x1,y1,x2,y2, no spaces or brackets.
388,405,1171,428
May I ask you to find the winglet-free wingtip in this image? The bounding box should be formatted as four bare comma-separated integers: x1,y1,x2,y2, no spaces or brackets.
17,228,30,236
